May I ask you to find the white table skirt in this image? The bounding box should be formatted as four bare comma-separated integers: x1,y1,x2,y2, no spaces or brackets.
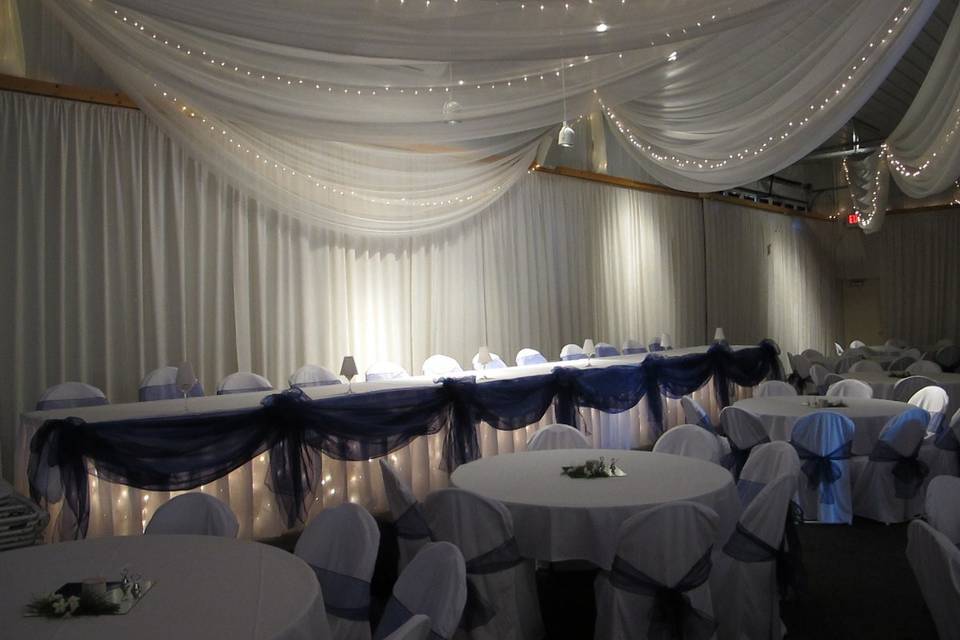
0,535,330,640
16,347,755,542
733,395,910,455
842,371,960,420
450,449,739,568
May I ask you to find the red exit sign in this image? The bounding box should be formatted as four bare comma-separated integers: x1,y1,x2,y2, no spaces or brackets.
846,212,861,226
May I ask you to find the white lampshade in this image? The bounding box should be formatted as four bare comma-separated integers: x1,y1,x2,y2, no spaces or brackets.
660,333,673,349
582,339,596,357
339,356,358,380
175,361,196,391
714,327,726,342
478,346,492,366
558,122,575,148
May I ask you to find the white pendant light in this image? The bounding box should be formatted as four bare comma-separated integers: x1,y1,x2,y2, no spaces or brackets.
558,59,575,148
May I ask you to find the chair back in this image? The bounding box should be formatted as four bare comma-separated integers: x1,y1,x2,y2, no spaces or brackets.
908,386,949,433
833,356,864,373
874,407,929,456
144,493,238,537
216,372,273,395
790,412,855,524
755,381,797,397
373,542,467,640
825,379,873,398
731,473,797,554
849,340,866,349
800,349,824,361
421,355,463,378
365,362,410,381
834,342,845,356
903,348,923,359
595,342,620,357
906,520,960,640
720,407,769,451
907,360,942,375
809,363,831,388
653,425,721,463
936,345,960,371
849,360,883,373
888,356,917,372
791,354,812,380
526,423,592,451
737,442,801,508
139,366,204,401
379,460,430,571
560,344,587,361
295,503,380,634
621,339,647,355
515,348,547,366
36,382,108,411
289,364,340,389
926,476,960,545
892,376,938,403
681,396,715,432
383,615,432,640
471,352,507,370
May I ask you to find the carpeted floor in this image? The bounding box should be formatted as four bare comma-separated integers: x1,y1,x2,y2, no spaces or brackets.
266,515,938,639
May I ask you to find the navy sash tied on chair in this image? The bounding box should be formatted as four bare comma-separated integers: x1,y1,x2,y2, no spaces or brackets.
791,440,852,504
460,537,524,630
723,518,801,598
868,441,929,499
395,503,431,540
375,598,446,640
609,548,716,640
311,566,371,621
722,437,770,481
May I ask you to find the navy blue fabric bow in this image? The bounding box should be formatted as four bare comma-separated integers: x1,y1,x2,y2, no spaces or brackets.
311,565,371,621
869,440,929,499
791,440,853,504
609,548,716,640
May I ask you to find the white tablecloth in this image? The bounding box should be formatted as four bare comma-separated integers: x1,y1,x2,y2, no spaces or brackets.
0,535,330,640
842,371,960,420
16,346,756,542
450,449,739,568
733,396,910,455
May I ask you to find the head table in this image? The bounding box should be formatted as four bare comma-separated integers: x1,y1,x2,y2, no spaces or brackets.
733,395,911,455
0,534,330,640
451,449,739,569
16,343,777,542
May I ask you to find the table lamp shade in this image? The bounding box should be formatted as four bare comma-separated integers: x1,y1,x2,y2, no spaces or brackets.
340,356,358,379
714,327,726,342
660,333,673,349
583,339,596,357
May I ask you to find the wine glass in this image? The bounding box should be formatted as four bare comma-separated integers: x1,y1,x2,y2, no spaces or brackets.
175,361,197,411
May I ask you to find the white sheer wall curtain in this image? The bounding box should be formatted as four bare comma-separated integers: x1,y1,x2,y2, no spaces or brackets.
703,200,843,355
861,210,960,344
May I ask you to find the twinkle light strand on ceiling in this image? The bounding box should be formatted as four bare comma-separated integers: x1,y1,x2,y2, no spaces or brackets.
600,4,915,172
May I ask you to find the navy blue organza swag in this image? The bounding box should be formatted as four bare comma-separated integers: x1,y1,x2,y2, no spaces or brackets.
29,340,782,538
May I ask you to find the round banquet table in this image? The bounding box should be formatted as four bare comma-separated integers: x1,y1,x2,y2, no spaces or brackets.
842,371,960,420
450,449,739,569
0,535,331,640
733,395,911,456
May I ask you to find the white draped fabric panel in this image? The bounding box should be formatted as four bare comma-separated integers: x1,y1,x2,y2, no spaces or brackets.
703,200,844,356
0,90,721,484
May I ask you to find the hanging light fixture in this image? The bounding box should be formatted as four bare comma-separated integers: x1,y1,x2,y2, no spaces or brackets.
558,59,575,148
441,63,461,125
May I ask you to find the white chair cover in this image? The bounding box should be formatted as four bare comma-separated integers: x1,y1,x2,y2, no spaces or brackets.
800,349,824,361
850,408,930,524
594,502,720,640
139,366,205,401
681,397,715,432
621,339,646,355
365,362,411,381
823,373,844,389
832,356,863,374
926,475,960,544
515,348,547,367
471,352,507,370
849,340,867,349
888,356,917,372
379,460,430,573
825,379,874,399
919,409,960,489
36,382,108,411
903,348,924,360
595,342,620,357
653,425,722,464
834,342,845,357
559,344,587,361
755,381,797,398
907,360,943,374
144,492,239,537
848,360,883,373
711,474,797,640
892,376,938,403
289,364,341,388
526,423,592,451
216,372,273,395
790,412,856,524
422,489,543,640
295,503,380,640
383,615,432,640
719,407,770,477
791,354,812,381
908,386,949,433
738,441,802,510
373,542,467,640
935,345,960,371
808,364,831,392
421,355,464,378
906,520,960,640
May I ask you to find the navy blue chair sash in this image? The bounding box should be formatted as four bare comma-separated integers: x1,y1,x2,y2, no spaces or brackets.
311,565,371,621
868,440,929,499
791,440,852,504
460,537,524,630
375,597,446,640
609,548,716,640
395,503,431,540
721,437,770,481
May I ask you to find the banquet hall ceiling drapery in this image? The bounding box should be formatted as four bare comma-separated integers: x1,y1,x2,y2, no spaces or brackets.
36,0,935,233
